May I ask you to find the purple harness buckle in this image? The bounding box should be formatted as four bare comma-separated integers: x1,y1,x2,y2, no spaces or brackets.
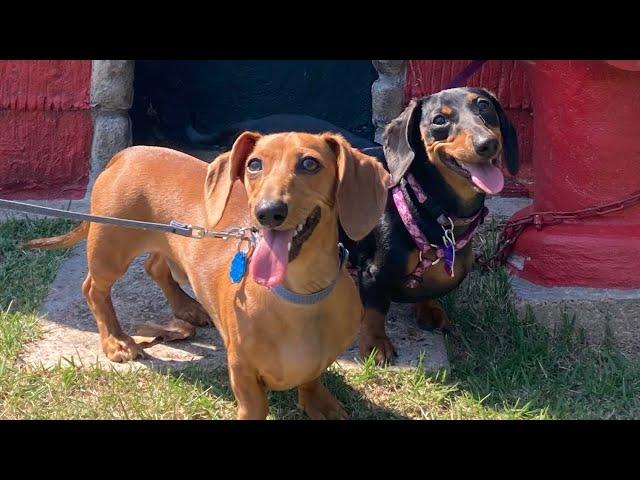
391,173,487,288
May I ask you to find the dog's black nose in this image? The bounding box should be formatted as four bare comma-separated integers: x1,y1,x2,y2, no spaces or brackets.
473,136,499,158
255,200,288,228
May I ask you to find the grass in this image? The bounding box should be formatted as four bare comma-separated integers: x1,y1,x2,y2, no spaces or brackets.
447,218,640,419
0,218,75,365
1,217,639,419
0,218,76,312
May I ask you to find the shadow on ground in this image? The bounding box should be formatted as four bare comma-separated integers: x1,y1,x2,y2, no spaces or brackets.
171,366,409,420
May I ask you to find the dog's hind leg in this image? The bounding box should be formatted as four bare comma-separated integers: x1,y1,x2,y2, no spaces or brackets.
414,298,453,333
82,256,144,363
144,252,210,327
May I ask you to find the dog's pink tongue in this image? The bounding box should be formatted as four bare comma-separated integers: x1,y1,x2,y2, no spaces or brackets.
249,229,294,288
463,163,505,194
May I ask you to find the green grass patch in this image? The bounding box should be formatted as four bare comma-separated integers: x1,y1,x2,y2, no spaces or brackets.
444,218,640,419
1,360,544,420
1,217,639,419
0,218,75,366
0,218,76,311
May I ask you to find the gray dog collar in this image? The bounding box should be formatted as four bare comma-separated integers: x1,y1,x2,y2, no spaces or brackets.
270,243,349,305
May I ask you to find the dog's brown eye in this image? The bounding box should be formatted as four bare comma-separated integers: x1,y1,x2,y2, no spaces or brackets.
477,99,492,111
432,114,447,125
299,156,320,173
247,158,263,172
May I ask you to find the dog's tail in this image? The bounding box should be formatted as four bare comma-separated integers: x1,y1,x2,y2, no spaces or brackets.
19,222,89,250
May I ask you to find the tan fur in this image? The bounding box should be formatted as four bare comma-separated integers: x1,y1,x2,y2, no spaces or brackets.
24,133,389,420
422,128,503,204
20,222,89,249
327,134,391,241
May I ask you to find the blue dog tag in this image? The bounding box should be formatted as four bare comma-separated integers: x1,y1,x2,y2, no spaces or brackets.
229,251,248,283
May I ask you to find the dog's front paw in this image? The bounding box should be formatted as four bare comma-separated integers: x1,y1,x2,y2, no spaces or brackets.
359,331,397,365
102,334,145,362
298,383,348,420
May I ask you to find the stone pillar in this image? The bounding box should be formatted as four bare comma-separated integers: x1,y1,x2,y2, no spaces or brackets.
54,60,136,213
89,60,135,182
371,60,407,144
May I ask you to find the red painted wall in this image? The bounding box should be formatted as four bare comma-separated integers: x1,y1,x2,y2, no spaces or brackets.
0,60,92,200
403,60,534,197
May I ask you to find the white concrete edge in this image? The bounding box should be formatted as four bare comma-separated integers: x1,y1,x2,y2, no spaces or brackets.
510,275,640,302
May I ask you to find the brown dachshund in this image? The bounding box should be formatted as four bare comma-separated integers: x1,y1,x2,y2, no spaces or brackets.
24,132,390,419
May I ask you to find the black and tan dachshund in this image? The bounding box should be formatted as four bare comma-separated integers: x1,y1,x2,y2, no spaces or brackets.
201,87,519,364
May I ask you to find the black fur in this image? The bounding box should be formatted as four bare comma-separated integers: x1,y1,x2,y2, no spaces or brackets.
382,98,423,186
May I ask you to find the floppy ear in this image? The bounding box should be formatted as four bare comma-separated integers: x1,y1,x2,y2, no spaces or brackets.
382,97,423,186
469,88,519,176
499,110,519,176
204,131,261,227
324,133,391,241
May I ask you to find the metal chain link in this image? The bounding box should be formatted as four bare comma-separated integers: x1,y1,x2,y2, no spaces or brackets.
167,220,258,243
477,190,640,270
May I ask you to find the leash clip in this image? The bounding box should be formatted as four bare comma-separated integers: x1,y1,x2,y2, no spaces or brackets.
169,220,205,238
222,227,242,240
190,226,206,239
235,234,254,256
247,227,260,248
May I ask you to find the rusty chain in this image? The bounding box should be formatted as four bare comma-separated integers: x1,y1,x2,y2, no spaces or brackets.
477,190,640,270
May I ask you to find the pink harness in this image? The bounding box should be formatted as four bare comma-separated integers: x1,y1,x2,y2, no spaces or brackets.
390,173,488,288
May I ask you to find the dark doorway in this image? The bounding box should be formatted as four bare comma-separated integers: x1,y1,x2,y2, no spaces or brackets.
131,60,377,156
